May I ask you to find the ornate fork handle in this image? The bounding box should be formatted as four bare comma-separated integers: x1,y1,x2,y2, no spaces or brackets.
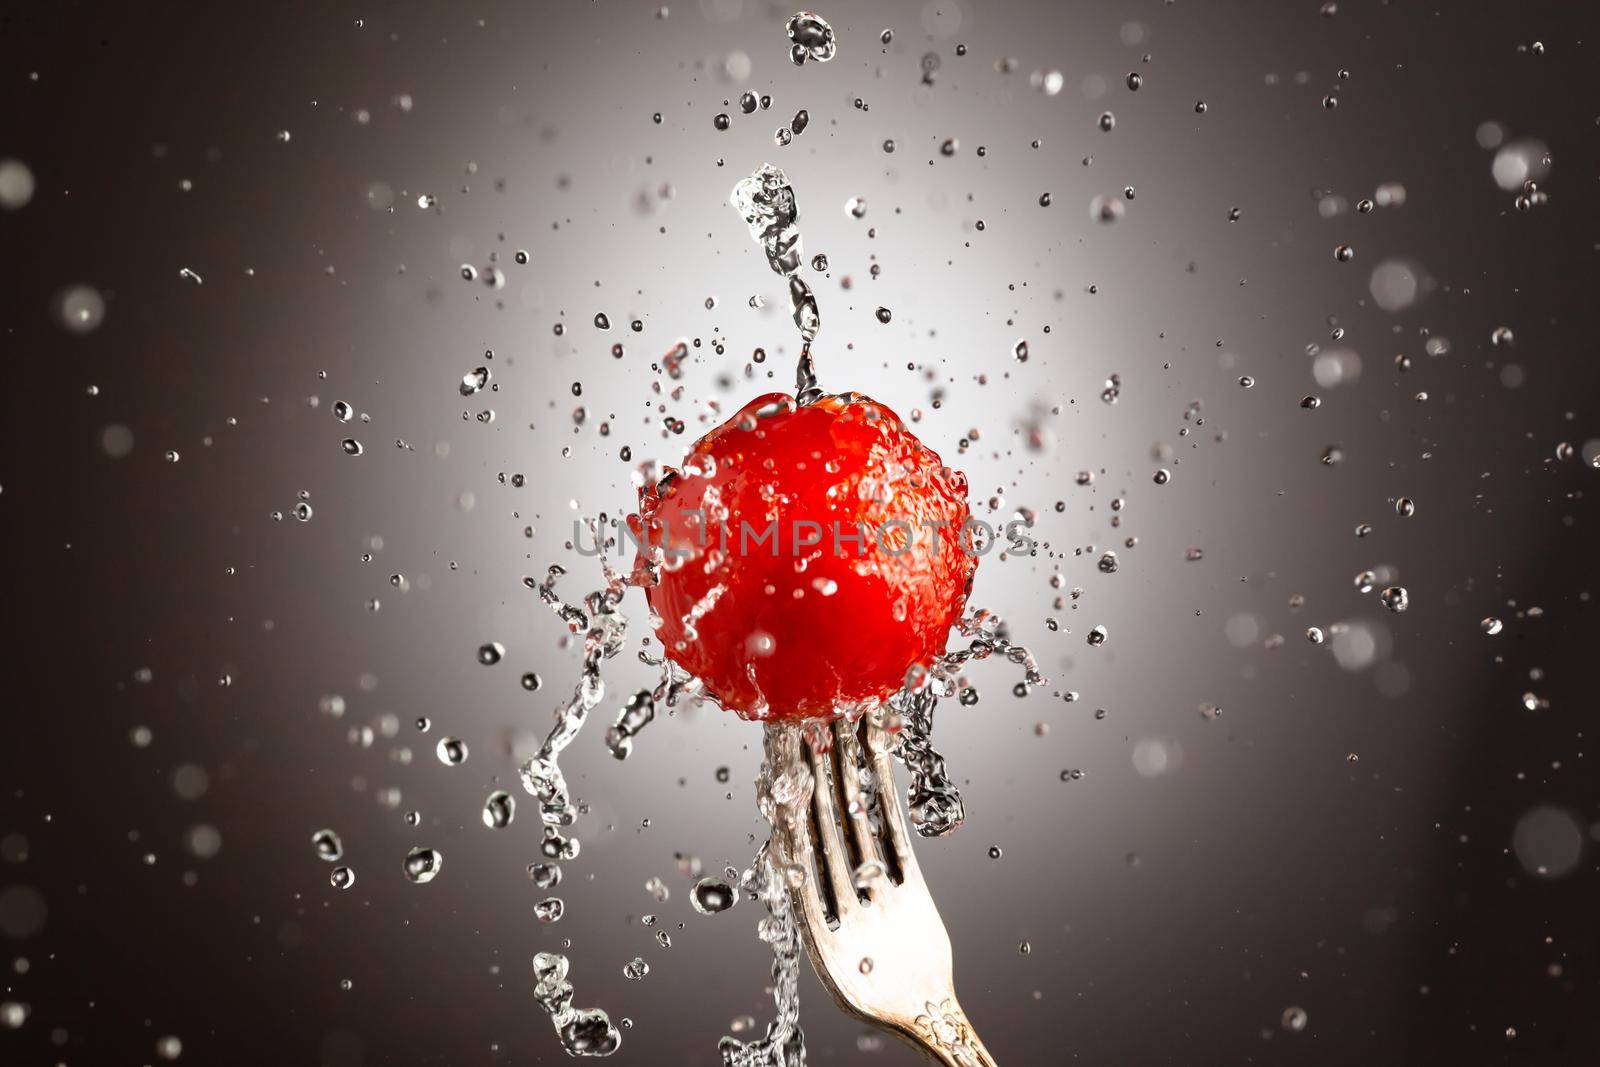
908,998,997,1067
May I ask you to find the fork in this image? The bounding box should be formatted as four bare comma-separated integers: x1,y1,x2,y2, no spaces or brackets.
772,716,998,1066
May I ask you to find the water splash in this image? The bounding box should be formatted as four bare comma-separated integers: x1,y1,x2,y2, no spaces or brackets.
604,689,655,760
716,854,806,1067
720,729,812,1067
517,529,631,1056
893,608,1046,838
730,164,823,404
518,559,627,826
886,683,964,837
601,653,708,760
938,608,1045,689
531,952,623,1057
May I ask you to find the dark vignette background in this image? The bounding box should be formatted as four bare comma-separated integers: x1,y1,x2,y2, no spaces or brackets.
2,1,1597,1064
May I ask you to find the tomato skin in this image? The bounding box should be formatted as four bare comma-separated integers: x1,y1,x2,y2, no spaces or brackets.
632,392,975,722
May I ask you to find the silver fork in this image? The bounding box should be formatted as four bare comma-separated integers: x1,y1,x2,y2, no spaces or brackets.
771,716,997,1067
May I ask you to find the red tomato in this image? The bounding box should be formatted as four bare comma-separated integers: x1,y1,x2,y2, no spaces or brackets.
632,391,975,721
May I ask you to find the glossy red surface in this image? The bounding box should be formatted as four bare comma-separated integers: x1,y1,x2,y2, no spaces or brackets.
632,392,976,721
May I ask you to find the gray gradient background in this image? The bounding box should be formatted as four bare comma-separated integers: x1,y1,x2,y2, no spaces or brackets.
3,1,1598,1064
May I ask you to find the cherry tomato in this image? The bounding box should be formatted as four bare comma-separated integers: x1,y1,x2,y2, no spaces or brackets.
632,391,975,721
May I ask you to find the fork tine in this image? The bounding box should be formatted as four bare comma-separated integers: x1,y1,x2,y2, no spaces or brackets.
764,723,834,935
864,716,920,883
832,719,887,893
803,730,859,920
776,794,835,936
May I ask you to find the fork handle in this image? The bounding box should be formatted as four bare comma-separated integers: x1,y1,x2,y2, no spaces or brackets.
910,998,998,1067
926,1036,997,1067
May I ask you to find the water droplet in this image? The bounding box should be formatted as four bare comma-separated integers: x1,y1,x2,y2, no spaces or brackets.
560,1009,621,1056
56,284,106,334
1380,586,1409,613
478,642,505,665
483,790,515,828
786,11,837,65
0,158,36,210
691,877,738,915
403,846,443,884
1090,194,1125,225
312,829,344,861
330,866,355,889
436,737,468,765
